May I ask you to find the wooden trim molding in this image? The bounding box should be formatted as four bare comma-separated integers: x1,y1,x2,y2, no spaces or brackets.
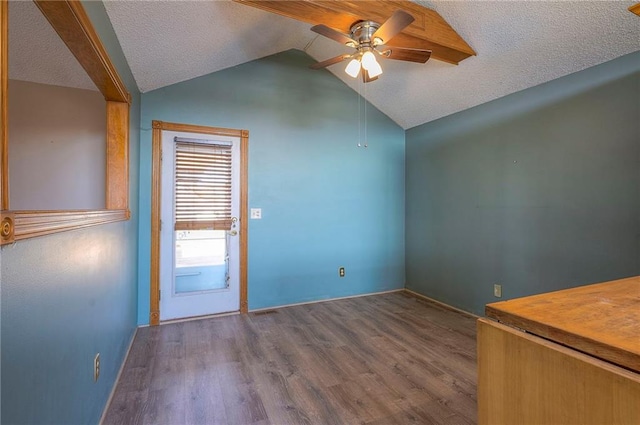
630,3,640,16
239,130,249,313
0,0,7,211
152,121,246,138
150,120,249,325
150,122,162,326
33,0,130,103
0,0,131,245
1,209,129,244
10,210,128,242
1,210,14,244
106,101,130,210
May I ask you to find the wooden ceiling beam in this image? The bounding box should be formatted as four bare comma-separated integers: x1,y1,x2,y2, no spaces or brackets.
232,0,476,65
630,3,640,16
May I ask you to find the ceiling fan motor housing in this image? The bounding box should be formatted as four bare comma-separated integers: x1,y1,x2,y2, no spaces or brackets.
350,20,382,48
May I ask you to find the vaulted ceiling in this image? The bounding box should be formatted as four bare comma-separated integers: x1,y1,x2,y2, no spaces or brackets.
100,1,639,129
9,0,97,91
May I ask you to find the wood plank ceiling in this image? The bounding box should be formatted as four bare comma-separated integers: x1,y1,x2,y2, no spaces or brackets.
233,0,476,65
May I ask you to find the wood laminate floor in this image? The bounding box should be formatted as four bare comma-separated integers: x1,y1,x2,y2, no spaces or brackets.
103,291,478,425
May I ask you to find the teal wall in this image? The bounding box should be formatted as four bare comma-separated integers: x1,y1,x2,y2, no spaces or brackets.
405,52,640,315
138,49,405,323
1,2,140,423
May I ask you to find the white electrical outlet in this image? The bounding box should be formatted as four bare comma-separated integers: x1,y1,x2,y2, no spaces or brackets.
494,284,502,298
250,208,262,219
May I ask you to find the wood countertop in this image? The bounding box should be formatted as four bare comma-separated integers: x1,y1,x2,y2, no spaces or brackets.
486,276,640,373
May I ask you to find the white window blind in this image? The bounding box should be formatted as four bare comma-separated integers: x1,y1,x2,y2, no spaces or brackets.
174,138,233,231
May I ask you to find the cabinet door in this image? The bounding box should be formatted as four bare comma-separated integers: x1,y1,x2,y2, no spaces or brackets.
477,318,640,425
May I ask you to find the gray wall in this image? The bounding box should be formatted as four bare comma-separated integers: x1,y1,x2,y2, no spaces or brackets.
8,79,106,210
405,52,640,315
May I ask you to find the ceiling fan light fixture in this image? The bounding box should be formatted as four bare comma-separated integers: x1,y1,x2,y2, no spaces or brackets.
360,51,378,71
309,10,428,82
368,60,383,78
345,58,361,78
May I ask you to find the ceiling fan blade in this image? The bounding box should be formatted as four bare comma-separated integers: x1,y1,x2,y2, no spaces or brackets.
372,10,415,45
309,54,352,70
381,47,431,63
362,68,379,83
311,24,356,46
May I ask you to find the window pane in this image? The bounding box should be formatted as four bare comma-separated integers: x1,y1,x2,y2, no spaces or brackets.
174,230,227,294
175,230,225,267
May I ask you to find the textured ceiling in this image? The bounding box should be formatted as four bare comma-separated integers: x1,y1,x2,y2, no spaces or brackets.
9,0,97,91
102,1,315,92
103,1,640,129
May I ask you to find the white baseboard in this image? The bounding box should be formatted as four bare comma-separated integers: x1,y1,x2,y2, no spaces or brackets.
99,327,138,425
403,288,479,319
249,288,404,313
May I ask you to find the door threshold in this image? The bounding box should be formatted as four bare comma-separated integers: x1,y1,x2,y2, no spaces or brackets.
160,310,240,325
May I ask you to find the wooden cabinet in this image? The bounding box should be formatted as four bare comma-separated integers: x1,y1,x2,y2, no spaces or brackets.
478,276,640,425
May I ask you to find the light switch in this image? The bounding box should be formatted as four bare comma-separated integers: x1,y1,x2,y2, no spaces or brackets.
250,208,262,219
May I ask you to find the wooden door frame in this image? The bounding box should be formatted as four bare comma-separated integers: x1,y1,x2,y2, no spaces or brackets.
150,120,248,326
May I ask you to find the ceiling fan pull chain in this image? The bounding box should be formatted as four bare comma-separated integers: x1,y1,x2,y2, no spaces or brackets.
357,76,362,147
364,82,368,148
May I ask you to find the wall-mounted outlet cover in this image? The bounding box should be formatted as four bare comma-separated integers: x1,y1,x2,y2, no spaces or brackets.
250,208,262,219
339,267,345,277
494,284,502,298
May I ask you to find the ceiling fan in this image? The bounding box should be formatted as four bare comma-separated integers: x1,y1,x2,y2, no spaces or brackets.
309,10,432,83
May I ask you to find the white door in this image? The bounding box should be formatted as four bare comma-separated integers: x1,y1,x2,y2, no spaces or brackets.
160,130,240,320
